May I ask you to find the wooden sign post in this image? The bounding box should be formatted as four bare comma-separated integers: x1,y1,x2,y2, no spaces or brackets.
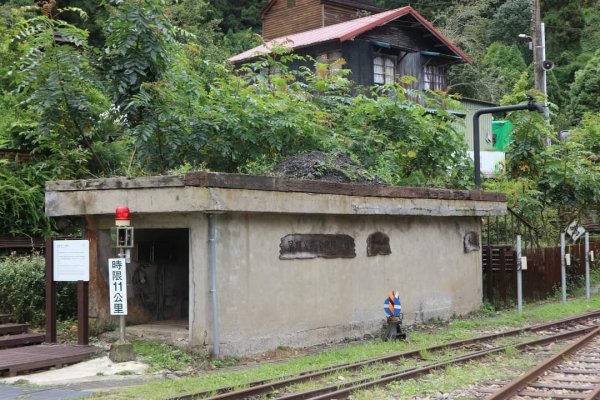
45,238,90,345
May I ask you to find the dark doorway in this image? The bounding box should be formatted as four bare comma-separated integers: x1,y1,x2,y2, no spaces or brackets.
130,229,189,322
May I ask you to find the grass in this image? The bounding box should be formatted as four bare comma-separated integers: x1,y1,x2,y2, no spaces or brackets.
132,340,194,372
93,292,600,400
352,352,539,399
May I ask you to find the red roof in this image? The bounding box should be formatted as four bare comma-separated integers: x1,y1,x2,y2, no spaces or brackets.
230,6,471,64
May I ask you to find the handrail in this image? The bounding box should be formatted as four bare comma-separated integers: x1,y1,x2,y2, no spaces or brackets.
507,207,536,233
482,208,541,250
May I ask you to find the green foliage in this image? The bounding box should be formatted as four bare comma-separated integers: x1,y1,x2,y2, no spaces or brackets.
480,43,527,102
125,50,471,187
0,254,76,325
209,0,263,33
487,0,531,45
540,116,600,224
0,162,53,237
1,0,599,239
485,72,600,237
11,2,114,175
102,0,188,112
569,50,600,122
501,73,551,180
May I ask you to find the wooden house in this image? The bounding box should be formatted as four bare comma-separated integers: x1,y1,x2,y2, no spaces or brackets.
231,4,471,92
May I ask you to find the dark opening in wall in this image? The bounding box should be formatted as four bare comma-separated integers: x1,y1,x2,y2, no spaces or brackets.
131,229,189,322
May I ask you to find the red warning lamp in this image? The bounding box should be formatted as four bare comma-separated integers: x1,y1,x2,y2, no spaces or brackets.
115,206,130,226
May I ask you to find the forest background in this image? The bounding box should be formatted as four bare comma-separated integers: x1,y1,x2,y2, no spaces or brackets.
0,0,599,243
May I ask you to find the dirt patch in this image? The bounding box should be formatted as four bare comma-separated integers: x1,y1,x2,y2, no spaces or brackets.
274,152,381,184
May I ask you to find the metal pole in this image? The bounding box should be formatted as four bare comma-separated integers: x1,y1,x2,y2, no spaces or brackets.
118,246,126,344
540,22,549,123
560,233,566,304
208,214,220,357
585,232,590,300
533,0,543,93
517,235,522,313
473,113,480,189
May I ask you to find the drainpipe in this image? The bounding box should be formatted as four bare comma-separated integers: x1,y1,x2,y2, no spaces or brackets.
208,214,220,357
473,99,544,189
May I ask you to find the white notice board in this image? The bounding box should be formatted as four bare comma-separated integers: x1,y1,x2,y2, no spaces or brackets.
108,258,128,315
53,240,90,281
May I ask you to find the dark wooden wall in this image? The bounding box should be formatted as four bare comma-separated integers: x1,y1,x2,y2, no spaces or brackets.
263,0,383,40
263,0,323,40
341,40,374,87
324,3,370,25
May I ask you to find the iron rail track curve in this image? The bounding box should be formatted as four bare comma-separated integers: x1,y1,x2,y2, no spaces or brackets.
168,310,600,400
486,325,600,399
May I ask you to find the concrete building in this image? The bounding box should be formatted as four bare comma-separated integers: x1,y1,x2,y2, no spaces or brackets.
45,172,506,356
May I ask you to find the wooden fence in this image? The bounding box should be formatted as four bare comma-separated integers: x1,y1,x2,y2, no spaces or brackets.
0,235,45,252
483,241,600,307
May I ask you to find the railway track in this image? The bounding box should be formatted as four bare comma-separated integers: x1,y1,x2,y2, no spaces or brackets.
169,311,600,400
485,326,600,399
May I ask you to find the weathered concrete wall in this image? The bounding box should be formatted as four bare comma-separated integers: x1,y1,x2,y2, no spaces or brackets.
45,173,505,356
213,213,481,355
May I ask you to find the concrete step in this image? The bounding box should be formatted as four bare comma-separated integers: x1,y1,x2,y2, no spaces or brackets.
0,324,28,336
0,333,45,349
0,314,11,324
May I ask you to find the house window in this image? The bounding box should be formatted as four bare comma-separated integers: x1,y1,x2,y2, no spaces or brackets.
287,0,296,7
423,65,446,91
373,55,396,84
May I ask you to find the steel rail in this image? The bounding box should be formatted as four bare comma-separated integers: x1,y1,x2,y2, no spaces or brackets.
300,326,598,400
584,384,600,400
169,311,600,400
486,326,600,400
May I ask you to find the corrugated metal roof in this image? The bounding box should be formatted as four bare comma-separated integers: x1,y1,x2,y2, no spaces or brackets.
230,6,471,64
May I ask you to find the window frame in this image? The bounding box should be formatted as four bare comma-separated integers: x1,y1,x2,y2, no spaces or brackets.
422,63,446,91
373,53,397,85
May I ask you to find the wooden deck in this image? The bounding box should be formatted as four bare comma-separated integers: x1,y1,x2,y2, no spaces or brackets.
0,332,46,349
0,344,98,377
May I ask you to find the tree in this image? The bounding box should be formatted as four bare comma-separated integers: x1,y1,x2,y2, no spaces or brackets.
569,50,600,122
487,0,531,45
102,0,185,114
11,1,112,176
481,43,527,102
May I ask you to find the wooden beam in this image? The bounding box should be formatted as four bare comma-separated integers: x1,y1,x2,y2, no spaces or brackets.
77,281,89,346
182,172,506,202
45,239,57,344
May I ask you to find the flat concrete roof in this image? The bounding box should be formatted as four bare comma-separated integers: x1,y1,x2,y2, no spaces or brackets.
45,172,506,218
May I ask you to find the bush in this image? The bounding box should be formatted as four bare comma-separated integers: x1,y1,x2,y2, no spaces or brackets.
0,254,77,326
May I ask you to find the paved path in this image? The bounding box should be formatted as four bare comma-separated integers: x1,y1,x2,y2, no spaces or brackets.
0,375,155,399
0,383,89,399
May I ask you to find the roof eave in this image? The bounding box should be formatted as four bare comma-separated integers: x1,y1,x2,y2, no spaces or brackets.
230,39,341,64
406,7,472,64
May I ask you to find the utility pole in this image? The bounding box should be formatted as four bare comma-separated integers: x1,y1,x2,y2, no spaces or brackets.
531,0,550,123
532,0,543,93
